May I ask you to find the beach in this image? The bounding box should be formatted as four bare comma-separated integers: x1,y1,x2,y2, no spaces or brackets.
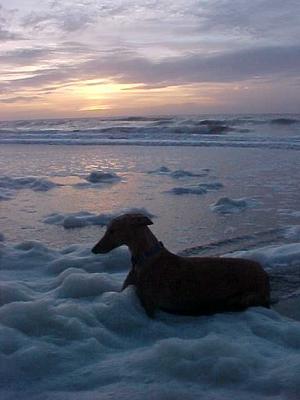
1,115,300,399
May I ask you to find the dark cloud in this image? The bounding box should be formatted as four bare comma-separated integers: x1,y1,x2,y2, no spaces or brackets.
0,27,18,41
194,0,300,42
0,42,95,67
2,44,299,95
0,47,54,65
82,45,300,86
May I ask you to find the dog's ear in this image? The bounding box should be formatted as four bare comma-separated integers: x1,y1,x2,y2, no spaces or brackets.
129,214,153,226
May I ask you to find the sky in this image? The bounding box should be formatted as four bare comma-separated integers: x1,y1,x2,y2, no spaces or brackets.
0,0,300,120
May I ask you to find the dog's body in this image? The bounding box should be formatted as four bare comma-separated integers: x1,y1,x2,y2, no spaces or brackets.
92,213,270,318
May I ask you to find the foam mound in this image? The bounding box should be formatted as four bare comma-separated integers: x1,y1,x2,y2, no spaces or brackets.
168,182,223,196
148,166,208,178
0,176,59,192
1,239,300,399
43,211,112,229
43,208,154,229
198,182,223,191
168,187,207,195
148,166,172,174
0,188,14,201
170,170,208,179
211,197,259,214
85,170,121,184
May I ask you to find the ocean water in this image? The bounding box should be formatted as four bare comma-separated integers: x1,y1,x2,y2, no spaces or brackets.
0,114,300,148
1,114,300,399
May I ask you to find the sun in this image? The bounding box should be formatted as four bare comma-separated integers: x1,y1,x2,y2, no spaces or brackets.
73,79,143,100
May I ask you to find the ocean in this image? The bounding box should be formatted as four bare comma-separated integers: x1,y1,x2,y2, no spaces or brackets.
1,114,300,399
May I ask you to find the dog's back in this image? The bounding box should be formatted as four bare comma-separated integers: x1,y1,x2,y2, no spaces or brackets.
134,249,270,316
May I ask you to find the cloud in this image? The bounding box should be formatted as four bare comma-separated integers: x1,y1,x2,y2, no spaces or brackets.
20,0,127,33
0,47,54,65
23,7,96,33
5,1,300,46
0,27,20,41
1,44,300,96
0,95,42,103
194,0,300,43
82,45,300,86
0,4,23,41
1,0,300,113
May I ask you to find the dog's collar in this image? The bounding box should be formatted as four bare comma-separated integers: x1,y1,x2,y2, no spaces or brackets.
131,241,164,267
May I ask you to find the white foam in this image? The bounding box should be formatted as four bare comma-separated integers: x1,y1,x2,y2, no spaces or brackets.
0,176,60,192
148,166,171,174
232,242,300,269
198,182,224,190
283,225,300,241
57,271,120,298
1,238,300,398
43,208,154,229
0,282,33,306
168,187,207,195
43,211,112,228
211,197,259,214
148,166,208,178
85,170,121,184
170,169,208,179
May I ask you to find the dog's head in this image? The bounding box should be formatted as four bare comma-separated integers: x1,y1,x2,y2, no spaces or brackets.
91,213,153,254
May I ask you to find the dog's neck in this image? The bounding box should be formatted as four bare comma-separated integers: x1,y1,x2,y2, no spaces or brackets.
127,226,162,266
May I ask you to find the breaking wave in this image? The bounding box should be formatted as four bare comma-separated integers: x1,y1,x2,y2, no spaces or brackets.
0,114,299,150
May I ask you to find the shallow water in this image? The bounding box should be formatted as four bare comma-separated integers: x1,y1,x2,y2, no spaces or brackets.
0,144,299,252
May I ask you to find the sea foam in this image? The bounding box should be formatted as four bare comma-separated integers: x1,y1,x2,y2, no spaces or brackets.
0,176,60,192
43,208,154,229
85,170,121,184
1,239,300,399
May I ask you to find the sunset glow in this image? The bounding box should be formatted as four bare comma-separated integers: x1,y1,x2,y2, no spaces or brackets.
0,0,299,120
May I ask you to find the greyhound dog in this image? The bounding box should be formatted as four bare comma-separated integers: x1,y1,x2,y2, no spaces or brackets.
92,213,270,318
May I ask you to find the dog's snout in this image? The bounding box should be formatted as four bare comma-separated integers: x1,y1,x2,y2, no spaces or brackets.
91,244,100,254
92,235,115,254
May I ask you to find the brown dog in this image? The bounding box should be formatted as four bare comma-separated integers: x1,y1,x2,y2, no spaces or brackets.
92,213,270,318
